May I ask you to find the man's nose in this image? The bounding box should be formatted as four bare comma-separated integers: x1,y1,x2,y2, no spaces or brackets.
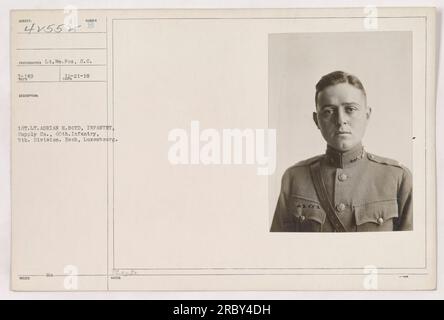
336,109,348,126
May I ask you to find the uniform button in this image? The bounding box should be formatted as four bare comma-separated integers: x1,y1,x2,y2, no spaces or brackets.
377,217,384,225
338,173,348,181
300,215,306,222
336,203,346,212
368,154,374,160
296,206,302,216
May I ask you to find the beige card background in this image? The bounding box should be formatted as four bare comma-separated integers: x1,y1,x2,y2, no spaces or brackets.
10,8,436,291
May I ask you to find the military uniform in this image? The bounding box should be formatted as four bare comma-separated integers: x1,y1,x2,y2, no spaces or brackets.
271,144,412,232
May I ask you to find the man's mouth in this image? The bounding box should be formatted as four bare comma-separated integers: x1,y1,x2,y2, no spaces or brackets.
335,131,351,135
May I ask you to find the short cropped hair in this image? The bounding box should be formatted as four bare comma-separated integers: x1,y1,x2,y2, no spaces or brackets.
315,71,367,105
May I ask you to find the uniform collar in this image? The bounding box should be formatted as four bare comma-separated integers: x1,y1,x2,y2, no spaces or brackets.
325,143,365,169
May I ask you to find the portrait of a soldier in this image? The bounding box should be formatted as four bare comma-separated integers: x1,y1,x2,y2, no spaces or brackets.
271,71,412,232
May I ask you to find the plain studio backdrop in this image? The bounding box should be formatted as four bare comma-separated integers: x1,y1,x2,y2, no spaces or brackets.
269,31,413,216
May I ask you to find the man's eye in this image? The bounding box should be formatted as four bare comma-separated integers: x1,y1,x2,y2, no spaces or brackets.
323,109,334,115
345,107,357,113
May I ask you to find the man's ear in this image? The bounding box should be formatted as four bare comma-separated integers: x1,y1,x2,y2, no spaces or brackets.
313,112,320,129
366,106,372,120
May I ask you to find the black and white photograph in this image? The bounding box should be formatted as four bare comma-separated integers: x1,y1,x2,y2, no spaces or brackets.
269,32,414,233
3,5,438,295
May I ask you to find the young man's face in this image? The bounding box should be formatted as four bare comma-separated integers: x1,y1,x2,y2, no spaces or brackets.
313,82,371,152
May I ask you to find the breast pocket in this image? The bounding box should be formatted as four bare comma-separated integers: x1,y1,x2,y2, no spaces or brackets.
290,196,326,232
353,199,399,232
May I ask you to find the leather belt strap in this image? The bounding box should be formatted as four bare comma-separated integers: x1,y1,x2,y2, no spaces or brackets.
309,161,347,232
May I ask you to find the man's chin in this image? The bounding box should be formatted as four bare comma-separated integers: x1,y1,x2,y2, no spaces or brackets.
329,141,357,152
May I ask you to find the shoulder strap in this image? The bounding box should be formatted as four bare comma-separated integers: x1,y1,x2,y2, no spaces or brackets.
366,153,403,168
309,161,346,232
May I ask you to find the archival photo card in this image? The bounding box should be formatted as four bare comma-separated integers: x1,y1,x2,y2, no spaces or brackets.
10,7,436,291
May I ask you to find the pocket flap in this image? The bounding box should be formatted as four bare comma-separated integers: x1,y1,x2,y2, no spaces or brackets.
290,195,326,224
354,200,399,226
